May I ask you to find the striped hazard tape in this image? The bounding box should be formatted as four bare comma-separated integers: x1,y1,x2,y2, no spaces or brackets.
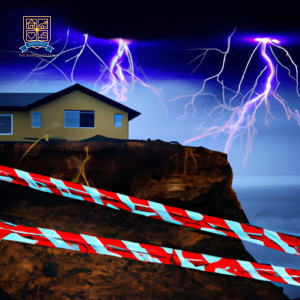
0,220,300,286
0,164,299,258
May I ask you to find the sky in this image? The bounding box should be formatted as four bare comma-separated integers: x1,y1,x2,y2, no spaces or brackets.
1,2,300,177
0,1,300,298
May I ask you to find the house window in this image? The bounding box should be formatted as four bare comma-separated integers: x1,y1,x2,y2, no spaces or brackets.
114,114,123,127
0,114,13,135
32,112,41,127
64,110,94,128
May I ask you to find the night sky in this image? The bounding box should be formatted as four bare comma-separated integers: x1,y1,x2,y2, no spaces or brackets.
0,1,300,298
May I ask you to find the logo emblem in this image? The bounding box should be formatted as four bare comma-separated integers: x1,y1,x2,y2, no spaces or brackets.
20,16,54,52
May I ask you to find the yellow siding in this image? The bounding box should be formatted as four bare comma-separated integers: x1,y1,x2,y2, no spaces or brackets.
0,90,129,141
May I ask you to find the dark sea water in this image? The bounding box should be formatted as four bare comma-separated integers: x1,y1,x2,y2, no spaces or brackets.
233,179,300,300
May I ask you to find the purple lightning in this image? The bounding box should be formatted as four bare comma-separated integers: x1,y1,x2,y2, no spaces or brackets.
94,38,162,102
168,32,300,164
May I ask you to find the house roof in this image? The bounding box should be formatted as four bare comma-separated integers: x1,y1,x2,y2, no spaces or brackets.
0,84,141,121
0,93,52,107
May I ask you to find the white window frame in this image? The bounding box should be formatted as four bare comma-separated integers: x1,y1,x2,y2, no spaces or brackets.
64,110,95,129
32,112,42,128
0,114,13,135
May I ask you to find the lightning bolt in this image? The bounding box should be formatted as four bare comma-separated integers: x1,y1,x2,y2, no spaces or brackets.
168,31,300,165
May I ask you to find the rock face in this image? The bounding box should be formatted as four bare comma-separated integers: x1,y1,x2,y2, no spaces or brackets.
0,138,289,300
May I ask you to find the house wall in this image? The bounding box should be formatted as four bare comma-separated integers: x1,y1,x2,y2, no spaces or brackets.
0,90,129,141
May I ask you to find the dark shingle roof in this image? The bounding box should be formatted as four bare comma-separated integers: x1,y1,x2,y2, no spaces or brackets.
0,93,52,107
0,84,141,121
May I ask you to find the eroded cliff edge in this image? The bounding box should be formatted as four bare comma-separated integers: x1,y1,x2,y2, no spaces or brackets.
0,138,288,300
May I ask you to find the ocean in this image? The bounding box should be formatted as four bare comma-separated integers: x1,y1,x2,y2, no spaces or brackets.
233,178,300,299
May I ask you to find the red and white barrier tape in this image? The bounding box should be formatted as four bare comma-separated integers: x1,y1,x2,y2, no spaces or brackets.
0,165,299,257
0,219,299,286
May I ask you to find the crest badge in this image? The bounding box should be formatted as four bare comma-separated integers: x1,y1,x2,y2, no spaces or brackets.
20,16,54,52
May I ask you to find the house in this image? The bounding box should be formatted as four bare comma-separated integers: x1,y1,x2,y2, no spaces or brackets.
26,19,36,30
0,84,141,142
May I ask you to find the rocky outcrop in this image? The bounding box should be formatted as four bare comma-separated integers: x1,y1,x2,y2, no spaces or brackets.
0,138,289,299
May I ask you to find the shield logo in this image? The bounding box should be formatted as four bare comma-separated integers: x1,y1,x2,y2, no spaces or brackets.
23,16,51,49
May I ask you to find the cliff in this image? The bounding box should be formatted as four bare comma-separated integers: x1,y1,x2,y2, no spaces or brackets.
0,137,289,299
